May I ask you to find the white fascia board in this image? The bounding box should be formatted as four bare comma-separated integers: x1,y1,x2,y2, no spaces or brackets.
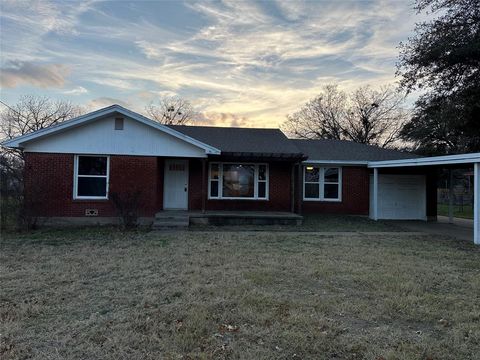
368,153,480,168
1,104,221,155
302,160,368,166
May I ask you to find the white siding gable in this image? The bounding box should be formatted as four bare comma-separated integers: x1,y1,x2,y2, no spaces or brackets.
24,116,207,157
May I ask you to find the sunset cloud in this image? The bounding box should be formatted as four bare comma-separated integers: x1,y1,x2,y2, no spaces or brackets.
0,0,421,127
63,86,88,95
0,61,70,88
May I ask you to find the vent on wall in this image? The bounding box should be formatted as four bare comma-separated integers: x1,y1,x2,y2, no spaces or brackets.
114,117,124,130
85,209,98,216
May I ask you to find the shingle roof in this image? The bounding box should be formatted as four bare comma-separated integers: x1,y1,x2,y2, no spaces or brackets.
169,124,419,162
291,139,420,162
169,125,303,157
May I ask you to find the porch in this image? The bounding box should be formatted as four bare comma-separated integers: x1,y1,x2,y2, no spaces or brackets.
152,210,303,229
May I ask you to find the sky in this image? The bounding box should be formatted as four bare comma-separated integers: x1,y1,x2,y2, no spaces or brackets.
0,0,423,128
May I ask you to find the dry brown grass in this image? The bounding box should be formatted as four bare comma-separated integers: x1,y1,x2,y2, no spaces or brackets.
1,227,479,359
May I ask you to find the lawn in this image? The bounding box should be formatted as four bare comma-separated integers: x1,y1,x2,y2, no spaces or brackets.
437,204,474,220
1,227,480,359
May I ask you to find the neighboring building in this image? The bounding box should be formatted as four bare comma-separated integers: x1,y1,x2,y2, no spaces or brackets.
1,105,437,224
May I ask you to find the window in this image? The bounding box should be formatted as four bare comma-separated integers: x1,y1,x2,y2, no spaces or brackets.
74,155,109,199
169,163,185,171
209,163,268,199
303,166,342,201
210,163,219,197
323,168,340,199
258,165,267,198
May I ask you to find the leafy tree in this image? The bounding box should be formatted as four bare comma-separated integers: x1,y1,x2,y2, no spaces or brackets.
145,96,196,125
282,84,408,148
397,0,480,154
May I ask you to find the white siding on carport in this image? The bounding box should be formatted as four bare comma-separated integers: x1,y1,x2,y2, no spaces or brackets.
23,116,207,158
369,174,426,220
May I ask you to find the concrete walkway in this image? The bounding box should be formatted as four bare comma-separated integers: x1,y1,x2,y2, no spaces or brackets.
437,215,474,228
392,217,473,242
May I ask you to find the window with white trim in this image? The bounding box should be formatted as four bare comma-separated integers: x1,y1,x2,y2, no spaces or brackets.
74,155,109,199
303,166,342,201
209,163,269,199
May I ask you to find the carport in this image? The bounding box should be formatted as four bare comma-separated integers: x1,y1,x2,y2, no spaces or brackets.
368,153,480,245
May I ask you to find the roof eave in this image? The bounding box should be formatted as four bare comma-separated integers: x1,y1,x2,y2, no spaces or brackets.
210,152,306,160
303,159,369,165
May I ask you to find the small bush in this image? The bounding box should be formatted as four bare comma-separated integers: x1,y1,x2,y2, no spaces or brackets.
110,190,143,230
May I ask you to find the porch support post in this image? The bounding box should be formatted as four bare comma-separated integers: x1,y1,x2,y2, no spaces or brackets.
448,169,454,223
297,163,303,215
201,158,207,214
373,167,379,221
474,162,479,245
290,163,295,213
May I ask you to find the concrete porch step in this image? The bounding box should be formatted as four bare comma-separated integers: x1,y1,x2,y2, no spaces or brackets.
152,212,190,230
155,214,188,220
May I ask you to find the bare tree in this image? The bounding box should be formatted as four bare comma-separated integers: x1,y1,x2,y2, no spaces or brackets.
0,95,83,229
1,95,83,141
145,96,196,125
0,95,83,184
282,84,408,148
283,84,346,140
342,86,408,148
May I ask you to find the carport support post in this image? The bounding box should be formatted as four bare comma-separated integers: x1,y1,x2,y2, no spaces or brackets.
373,167,379,221
474,162,479,245
448,169,454,224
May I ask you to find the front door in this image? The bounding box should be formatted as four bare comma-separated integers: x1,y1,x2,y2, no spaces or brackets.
163,159,189,210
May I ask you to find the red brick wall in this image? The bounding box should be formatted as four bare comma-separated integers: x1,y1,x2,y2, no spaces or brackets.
188,160,294,212
25,154,378,217
301,166,370,215
188,159,203,210
157,158,165,211
24,153,159,217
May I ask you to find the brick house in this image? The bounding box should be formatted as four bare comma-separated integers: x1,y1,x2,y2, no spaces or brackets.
2,104,439,225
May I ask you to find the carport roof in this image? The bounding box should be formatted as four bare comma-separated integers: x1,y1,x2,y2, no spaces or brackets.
368,152,480,168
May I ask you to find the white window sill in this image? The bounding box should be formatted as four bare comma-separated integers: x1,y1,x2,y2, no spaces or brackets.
208,197,269,201
303,198,342,202
73,197,109,201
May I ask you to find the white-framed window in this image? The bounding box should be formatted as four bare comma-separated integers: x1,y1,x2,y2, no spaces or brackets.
208,162,269,200
303,166,342,201
73,155,110,199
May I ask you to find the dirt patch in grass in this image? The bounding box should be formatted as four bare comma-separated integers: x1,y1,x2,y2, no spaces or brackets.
1,228,479,359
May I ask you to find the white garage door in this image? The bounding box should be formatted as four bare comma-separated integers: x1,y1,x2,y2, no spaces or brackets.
370,175,426,220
